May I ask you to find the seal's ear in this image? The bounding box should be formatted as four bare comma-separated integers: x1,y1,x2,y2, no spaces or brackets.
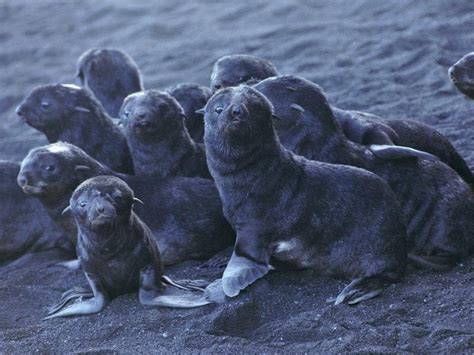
272,114,281,121
133,197,144,205
62,205,71,216
290,103,305,113
74,106,91,113
195,108,205,115
75,165,91,173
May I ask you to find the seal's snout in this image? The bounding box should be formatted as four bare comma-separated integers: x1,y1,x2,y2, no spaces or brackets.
16,104,25,117
17,174,27,187
449,66,458,82
231,104,242,117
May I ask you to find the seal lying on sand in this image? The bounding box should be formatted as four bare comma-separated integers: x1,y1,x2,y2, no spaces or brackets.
76,48,144,118
166,83,212,143
202,86,406,304
45,176,209,319
17,142,234,266
449,52,474,100
0,160,71,263
210,54,278,93
16,84,135,175
120,90,211,179
254,75,474,270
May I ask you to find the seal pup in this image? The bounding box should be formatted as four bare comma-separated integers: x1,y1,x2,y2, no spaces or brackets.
0,160,71,263
166,83,212,143
16,84,135,175
449,52,474,99
120,90,211,179
44,176,209,319
254,75,474,270
203,86,406,304
18,142,234,266
210,54,278,93
76,48,144,117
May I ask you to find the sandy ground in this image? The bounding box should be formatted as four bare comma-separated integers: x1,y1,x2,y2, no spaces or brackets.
1,0,473,353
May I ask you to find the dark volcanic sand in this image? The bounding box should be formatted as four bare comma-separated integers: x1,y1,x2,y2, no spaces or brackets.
1,0,473,353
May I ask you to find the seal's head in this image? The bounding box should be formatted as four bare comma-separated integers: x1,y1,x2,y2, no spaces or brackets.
76,48,143,117
210,54,278,93
70,176,136,231
203,86,275,150
17,142,96,199
449,52,474,99
16,84,104,139
120,90,186,141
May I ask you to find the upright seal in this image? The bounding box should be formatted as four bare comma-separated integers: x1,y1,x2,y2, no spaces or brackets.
203,86,406,304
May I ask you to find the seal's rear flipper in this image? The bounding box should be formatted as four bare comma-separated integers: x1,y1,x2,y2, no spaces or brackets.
43,296,107,320
222,252,270,297
139,286,210,308
161,275,208,292
47,286,93,315
369,145,439,162
408,253,454,271
334,277,384,305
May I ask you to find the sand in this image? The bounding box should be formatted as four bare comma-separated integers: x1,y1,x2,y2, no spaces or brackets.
1,0,473,352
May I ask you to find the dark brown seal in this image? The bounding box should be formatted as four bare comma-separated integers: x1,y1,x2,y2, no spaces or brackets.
203,86,406,304
44,175,209,319
16,84,135,174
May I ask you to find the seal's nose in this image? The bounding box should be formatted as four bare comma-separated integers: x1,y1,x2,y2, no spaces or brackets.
17,172,29,187
16,104,24,117
213,84,222,92
231,104,242,117
96,205,105,214
449,66,456,80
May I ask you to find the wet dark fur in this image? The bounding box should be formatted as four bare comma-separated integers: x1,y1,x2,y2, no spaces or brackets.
16,84,135,174
204,86,406,283
18,142,234,265
332,108,474,184
120,90,211,179
1,160,71,263
71,176,162,298
255,75,474,266
449,52,474,100
76,48,144,118
210,54,278,93
166,83,212,143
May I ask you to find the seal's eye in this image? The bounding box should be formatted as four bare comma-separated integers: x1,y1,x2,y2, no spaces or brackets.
43,165,55,172
79,201,87,208
123,110,130,118
215,107,223,115
41,100,50,109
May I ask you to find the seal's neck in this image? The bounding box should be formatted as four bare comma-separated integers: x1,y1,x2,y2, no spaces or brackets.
127,127,198,177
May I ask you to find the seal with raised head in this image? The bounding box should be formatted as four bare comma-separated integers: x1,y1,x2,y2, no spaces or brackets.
210,54,278,93
17,142,234,266
166,83,212,143
44,175,209,319
449,52,474,100
120,90,211,179
254,75,474,270
202,85,406,304
16,84,135,175
76,48,144,117
0,160,71,263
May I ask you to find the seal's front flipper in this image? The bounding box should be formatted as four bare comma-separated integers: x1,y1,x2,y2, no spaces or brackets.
369,145,439,162
55,259,81,270
335,277,384,305
408,253,454,271
222,252,270,297
47,286,92,315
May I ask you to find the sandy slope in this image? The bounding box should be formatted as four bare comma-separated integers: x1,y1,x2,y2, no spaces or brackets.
1,0,473,352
